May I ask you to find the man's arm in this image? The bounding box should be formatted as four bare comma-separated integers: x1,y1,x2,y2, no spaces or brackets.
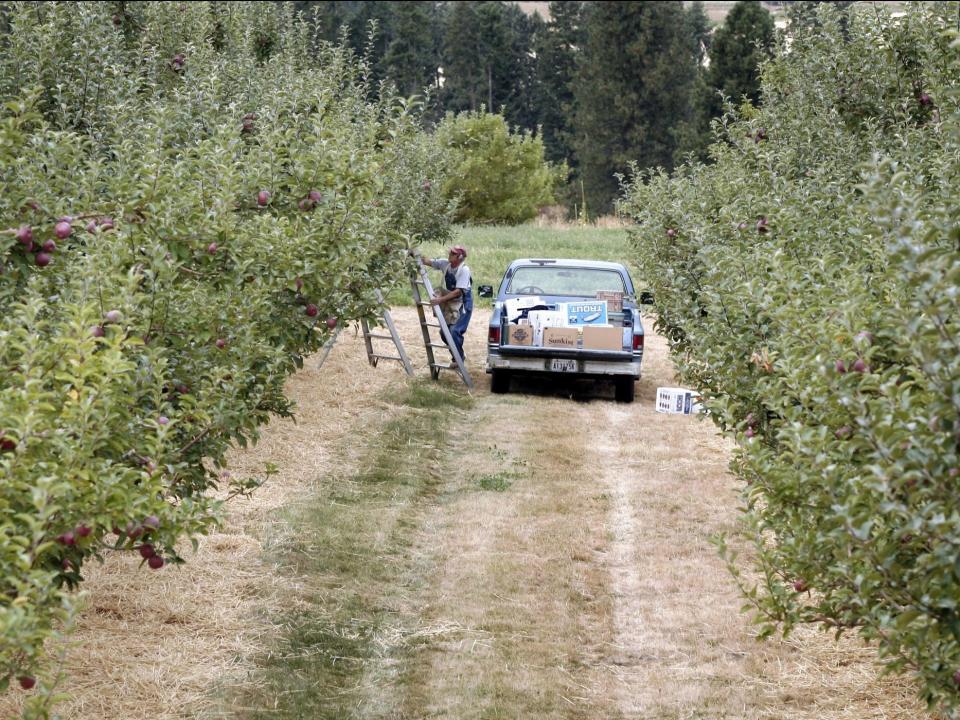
431,287,463,306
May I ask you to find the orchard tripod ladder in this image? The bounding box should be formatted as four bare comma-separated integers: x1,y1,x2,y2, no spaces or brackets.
359,288,414,375
411,260,473,389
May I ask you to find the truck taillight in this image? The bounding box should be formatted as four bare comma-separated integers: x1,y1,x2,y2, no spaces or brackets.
489,326,501,344
633,334,644,351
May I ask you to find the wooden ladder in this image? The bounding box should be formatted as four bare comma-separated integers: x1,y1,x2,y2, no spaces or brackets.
360,288,414,376
411,261,473,389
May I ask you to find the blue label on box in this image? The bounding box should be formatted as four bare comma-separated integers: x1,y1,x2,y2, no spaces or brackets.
560,301,608,325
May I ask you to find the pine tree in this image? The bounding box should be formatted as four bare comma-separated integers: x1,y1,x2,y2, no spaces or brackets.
706,1,775,116
533,1,584,164
572,1,702,216
383,2,439,98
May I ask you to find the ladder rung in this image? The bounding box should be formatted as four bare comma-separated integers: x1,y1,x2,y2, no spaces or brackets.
367,333,394,340
372,354,403,361
423,321,441,329
428,342,450,349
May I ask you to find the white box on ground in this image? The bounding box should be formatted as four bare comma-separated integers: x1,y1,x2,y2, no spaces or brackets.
656,387,703,415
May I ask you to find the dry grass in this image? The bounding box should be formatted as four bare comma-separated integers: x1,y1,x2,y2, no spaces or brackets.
0,306,935,719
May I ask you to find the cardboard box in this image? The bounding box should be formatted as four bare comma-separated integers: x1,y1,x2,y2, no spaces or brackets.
542,327,580,349
528,310,566,345
506,323,533,346
596,290,623,312
582,325,623,351
558,300,608,325
655,387,703,415
505,296,546,322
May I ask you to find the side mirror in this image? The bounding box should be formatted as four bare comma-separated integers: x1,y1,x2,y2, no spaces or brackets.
640,291,655,305
478,285,494,298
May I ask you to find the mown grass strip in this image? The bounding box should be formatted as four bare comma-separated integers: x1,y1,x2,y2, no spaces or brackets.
224,379,472,719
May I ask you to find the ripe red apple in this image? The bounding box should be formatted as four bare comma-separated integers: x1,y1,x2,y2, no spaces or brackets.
57,531,76,546
0,436,16,452
18,676,36,691
15,225,32,245
91,325,105,338
835,359,846,374
851,358,867,373
75,524,92,538
666,228,676,238
793,579,808,592
919,93,932,107
305,304,318,317
326,316,337,329
215,338,226,349
148,555,165,570
104,310,122,324
54,221,72,239
100,217,114,230
745,427,754,439
143,515,160,530
207,242,218,254
756,217,769,233
158,416,169,425
86,220,98,233
35,252,52,267
257,190,270,206
42,239,56,253
308,190,322,202
138,543,156,559
298,198,314,211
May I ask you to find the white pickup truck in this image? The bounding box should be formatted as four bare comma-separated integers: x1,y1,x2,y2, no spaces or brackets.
479,258,648,403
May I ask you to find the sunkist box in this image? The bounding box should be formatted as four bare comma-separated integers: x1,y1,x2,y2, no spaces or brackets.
558,300,608,325
542,327,580,349
582,325,623,351
506,323,533,346
528,310,567,345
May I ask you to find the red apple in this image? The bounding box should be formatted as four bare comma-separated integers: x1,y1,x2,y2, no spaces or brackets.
42,239,56,253
666,228,676,238
35,252,52,267
0,436,15,452
305,304,318,317
298,198,314,211
158,416,169,425
793,579,808,592
104,310,122,324
18,676,36,691
326,316,337,329
294,277,304,291
207,242,218,254
91,325,105,338
143,515,160,530
57,531,76,546
835,359,846,374
215,338,226,349
851,358,867,373
54,221,72,239
257,190,270,206
15,225,32,245
75,524,92,538
138,543,156,559
148,555,165,570
308,190,322,202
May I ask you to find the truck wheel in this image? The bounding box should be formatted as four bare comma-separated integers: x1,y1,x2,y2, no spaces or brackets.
490,370,511,394
614,376,635,403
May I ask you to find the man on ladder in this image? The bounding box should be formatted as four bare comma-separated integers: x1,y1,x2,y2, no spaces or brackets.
417,245,473,362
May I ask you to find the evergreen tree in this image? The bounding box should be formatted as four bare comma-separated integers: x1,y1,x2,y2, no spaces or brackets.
383,2,439,98
572,1,702,216
533,1,584,164
706,1,775,115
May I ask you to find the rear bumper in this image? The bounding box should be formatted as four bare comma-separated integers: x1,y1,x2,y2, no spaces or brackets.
486,349,641,378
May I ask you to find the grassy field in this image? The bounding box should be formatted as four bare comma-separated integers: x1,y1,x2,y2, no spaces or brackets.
389,223,638,306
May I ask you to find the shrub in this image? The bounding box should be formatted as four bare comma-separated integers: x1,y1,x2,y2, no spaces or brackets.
436,110,564,224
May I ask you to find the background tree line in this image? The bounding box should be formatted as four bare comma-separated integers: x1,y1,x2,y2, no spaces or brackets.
292,0,777,217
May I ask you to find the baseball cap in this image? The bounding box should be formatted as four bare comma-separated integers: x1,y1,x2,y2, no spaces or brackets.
449,245,467,259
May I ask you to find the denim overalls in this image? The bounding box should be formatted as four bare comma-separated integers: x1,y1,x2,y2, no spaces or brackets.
444,265,472,361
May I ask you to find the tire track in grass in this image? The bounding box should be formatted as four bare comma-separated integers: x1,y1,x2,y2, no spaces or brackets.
223,380,473,719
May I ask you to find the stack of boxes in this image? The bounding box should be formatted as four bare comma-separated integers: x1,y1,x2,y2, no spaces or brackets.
505,295,627,350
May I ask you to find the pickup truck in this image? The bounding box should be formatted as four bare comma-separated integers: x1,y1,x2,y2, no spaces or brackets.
479,258,647,403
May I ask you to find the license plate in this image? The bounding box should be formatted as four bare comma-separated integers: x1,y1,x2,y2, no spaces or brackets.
549,359,578,373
